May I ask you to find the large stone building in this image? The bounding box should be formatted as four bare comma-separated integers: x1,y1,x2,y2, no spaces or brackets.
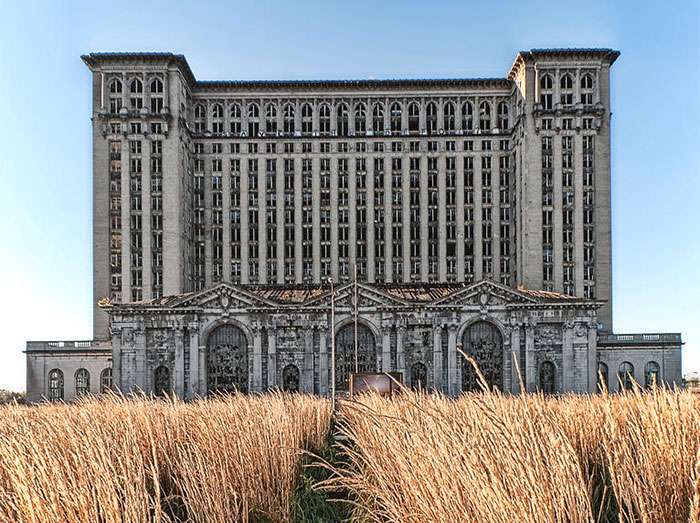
26,48,682,402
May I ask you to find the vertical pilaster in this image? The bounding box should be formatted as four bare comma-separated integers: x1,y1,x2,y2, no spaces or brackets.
188,327,199,398
433,326,443,391
419,155,429,279
312,157,321,281
562,326,573,392
304,329,314,393
276,157,285,283
319,330,328,395
525,325,535,392
510,326,522,393
456,155,465,281
384,164,393,281
330,160,339,279
382,326,391,372
438,155,447,280
447,325,458,395
396,325,405,380
574,133,585,296
222,155,232,282
240,158,249,282
258,166,267,283
267,328,277,389
252,327,262,392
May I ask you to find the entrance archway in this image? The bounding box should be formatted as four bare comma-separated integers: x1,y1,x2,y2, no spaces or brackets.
207,324,249,393
335,323,377,390
461,321,503,392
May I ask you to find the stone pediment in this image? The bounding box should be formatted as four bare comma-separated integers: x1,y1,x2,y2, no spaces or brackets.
170,283,274,309
433,280,538,307
302,282,409,309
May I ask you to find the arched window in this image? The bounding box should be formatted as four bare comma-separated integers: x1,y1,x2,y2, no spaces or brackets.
48,369,64,401
149,78,164,114
443,101,455,132
129,79,143,110
539,74,553,110
560,74,574,106
319,104,331,135
597,362,609,393
461,101,473,130
265,103,277,134
108,79,122,113
336,103,349,136
282,364,300,392
618,361,635,391
335,323,377,391
390,102,402,133
207,324,249,393
154,365,170,396
644,361,661,388
461,322,503,392
408,102,420,133
283,104,295,134
539,361,555,394
372,103,384,134
410,362,427,391
580,74,594,105
497,101,509,130
426,102,437,134
100,368,113,393
75,368,90,397
230,103,242,134
194,104,206,133
354,103,366,134
301,103,313,135
479,101,491,131
247,103,260,136
212,103,224,134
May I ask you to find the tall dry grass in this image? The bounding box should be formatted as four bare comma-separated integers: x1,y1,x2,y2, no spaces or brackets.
328,388,700,523
0,393,331,523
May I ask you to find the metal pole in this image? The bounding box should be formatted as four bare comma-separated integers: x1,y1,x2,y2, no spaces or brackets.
353,264,359,374
329,278,336,412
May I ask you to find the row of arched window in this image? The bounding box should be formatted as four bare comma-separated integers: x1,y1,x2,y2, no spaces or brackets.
47,368,112,401
107,78,165,114
192,99,511,136
539,72,596,110
597,360,661,391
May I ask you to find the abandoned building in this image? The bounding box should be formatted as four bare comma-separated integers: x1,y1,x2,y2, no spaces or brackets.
25,48,682,402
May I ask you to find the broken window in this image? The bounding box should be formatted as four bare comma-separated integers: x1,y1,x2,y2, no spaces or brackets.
539,74,553,110
282,365,300,392
75,368,90,397
154,365,171,396
618,361,635,391
539,361,555,394
48,369,64,401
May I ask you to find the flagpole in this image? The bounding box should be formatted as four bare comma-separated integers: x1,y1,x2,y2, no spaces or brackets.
329,277,336,412
353,263,359,374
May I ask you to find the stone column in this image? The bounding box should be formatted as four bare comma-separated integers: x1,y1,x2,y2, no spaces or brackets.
135,331,146,391
396,325,405,381
252,327,262,392
447,325,458,396
456,155,465,282
304,329,314,393
174,330,185,397
276,157,285,283
525,325,535,393
188,327,199,398
587,325,598,393
240,156,249,282
562,324,574,392
510,326,522,394
267,328,277,389
382,326,392,372
112,331,122,392
419,155,429,279
384,165,393,281
433,326,443,391
437,155,447,280
319,330,328,395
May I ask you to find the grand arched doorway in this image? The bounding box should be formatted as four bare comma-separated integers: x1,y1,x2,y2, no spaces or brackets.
461,321,503,392
207,324,249,394
335,323,377,390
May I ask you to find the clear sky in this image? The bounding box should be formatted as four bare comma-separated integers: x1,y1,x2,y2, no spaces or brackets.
0,1,698,392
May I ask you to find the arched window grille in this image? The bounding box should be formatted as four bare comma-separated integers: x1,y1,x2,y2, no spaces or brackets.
461,322,503,392
129,79,143,110
75,368,90,397
408,102,420,133
149,78,164,114
283,104,295,134
462,101,473,130
354,103,366,134
100,368,113,393
560,74,574,106
247,103,260,136
478,101,491,131
390,102,402,133
230,103,242,134
539,361,555,394
335,323,377,391
109,79,122,113
207,324,249,394
580,74,594,105
426,102,437,134
48,369,64,401
443,102,455,132
282,364,300,392
194,104,206,133
410,362,428,391
301,103,313,135
372,103,384,134
265,103,277,134
336,103,349,136
212,103,224,134
319,104,331,135
618,361,635,391
497,101,509,130
644,361,661,388
154,365,171,396
539,74,553,110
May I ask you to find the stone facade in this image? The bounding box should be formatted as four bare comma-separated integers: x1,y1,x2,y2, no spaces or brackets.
24,47,684,401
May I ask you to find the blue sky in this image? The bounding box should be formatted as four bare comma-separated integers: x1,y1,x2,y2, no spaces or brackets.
0,1,698,391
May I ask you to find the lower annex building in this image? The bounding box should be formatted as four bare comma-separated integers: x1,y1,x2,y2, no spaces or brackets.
25,48,682,401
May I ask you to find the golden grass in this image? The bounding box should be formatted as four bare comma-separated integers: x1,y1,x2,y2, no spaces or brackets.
328,388,700,523
0,393,331,523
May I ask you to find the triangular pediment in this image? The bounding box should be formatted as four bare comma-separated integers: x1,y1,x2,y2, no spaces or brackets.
170,283,274,309
302,282,409,309
433,280,539,306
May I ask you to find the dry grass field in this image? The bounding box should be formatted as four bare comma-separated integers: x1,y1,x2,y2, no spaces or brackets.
0,388,698,522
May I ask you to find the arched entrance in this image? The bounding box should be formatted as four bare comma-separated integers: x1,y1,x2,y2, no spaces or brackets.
282,364,300,392
335,323,377,390
207,324,249,393
461,321,503,392
410,362,428,391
